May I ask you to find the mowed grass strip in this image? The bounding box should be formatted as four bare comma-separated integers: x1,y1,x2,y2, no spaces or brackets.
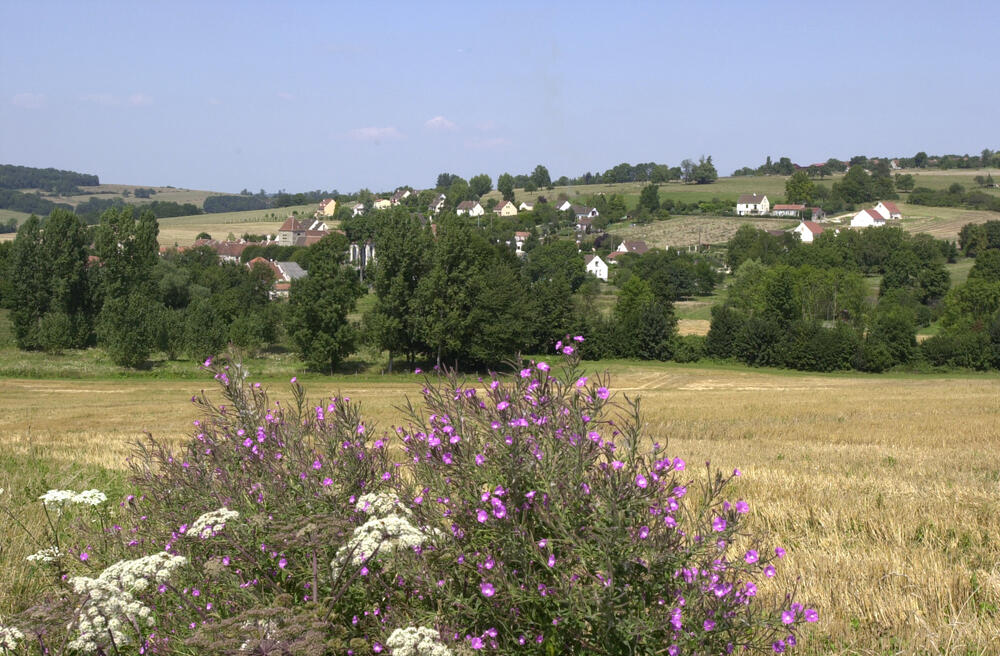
1,366,999,651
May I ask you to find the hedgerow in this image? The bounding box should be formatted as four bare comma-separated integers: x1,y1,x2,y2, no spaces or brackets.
1,342,816,655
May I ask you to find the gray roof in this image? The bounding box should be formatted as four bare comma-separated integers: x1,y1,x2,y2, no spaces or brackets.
276,262,307,280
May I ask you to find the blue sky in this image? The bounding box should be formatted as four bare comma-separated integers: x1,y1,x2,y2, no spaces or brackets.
1,1,997,194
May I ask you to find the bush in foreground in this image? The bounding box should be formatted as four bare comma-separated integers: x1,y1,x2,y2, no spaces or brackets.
2,343,816,655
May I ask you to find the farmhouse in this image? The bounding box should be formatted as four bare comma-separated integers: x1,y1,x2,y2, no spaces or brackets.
191,238,261,263
556,200,572,211
571,205,599,220
246,257,308,299
583,253,608,281
850,208,887,228
372,198,391,211
317,198,337,217
456,200,484,217
771,203,806,217
736,193,770,216
793,221,826,243
874,201,902,220
390,188,412,205
277,216,333,247
518,201,534,212
616,240,649,255
495,200,518,216
351,202,365,217
428,194,446,214
277,217,307,246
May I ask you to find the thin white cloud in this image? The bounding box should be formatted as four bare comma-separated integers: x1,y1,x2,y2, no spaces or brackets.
277,92,295,101
128,93,153,107
475,119,498,131
465,136,510,150
11,92,46,109
425,115,457,131
348,126,403,142
82,92,119,106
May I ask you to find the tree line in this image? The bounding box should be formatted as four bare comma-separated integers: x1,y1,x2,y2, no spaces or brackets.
0,208,278,366
732,149,999,177
0,164,99,193
701,223,1000,372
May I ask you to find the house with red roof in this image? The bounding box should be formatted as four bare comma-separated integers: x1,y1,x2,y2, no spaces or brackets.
316,198,337,217
850,208,887,228
793,221,827,243
873,201,902,221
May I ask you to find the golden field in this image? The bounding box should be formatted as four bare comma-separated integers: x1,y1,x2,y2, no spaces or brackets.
2,365,999,653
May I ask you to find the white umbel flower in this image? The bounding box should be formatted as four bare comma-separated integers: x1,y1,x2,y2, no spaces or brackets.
38,489,107,507
0,623,25,654
67,553,187,653
331,511,427,578
38,489,77,505
26,546,62,563
72,490,107,506
188,507,240,539
385,626,453,656
356,491,412,516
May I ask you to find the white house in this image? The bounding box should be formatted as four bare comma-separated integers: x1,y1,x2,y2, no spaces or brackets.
583,253,608,282
372,198,391,211
616,240,649,255
428,194,446,214
456,200,484,217
390,188,412,205
518,201,535,212
874,201,902,220
556,200,572,211
351,202,365,217
850,208,887,228
793,221,826,243
736,193,770,216
571,204,599,219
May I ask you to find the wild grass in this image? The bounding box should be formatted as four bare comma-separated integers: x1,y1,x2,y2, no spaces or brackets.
1,363,999,652
609,215,797,249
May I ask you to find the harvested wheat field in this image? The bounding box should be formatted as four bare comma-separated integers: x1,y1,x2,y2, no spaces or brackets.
2,366,999,653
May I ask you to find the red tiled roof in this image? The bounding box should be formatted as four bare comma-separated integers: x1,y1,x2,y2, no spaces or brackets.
279,217,305,232
880,201,901,215
772,204,806,211
801,221,825,234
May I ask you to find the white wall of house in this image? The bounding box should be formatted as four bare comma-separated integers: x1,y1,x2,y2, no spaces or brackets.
736,196,770,216
793,222,816,243
850,210,883,228
586,256,608,281
874,202,900,220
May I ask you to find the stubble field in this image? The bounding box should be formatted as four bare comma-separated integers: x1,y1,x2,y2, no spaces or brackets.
2,364,999,653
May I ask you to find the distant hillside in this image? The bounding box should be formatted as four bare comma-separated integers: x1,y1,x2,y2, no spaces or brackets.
0,164,100,192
